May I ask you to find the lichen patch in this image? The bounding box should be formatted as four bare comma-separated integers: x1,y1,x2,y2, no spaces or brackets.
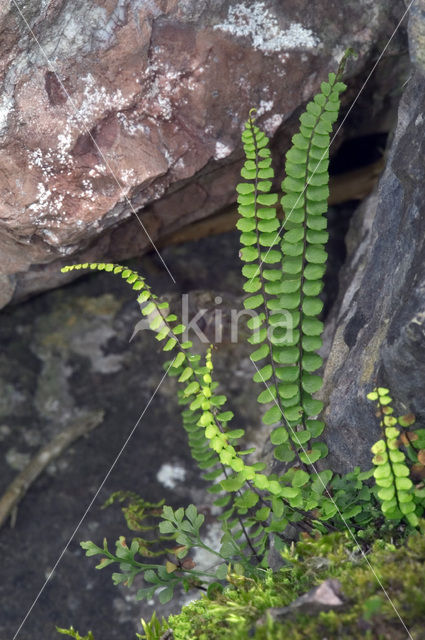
214,2,320,53
214,141,233,160
156,462,186,489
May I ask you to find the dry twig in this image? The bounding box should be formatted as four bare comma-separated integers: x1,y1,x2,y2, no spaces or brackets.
0,410,104,530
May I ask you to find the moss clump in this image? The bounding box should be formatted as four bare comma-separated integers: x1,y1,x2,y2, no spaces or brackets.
166,526,425,640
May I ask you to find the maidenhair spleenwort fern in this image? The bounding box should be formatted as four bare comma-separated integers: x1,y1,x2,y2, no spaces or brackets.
59,50,424,623
59,51,360,596
236,51,350,515
61,261,328,555
368,387,425,527
240,55,347,457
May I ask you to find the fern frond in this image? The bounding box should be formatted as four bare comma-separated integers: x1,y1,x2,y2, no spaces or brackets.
56,627,94,640
237,67,348,487
368,387,420,528
237,112,306,472
274,68,348,470
235,60,351,524
62,263,266,545
61,263,230,448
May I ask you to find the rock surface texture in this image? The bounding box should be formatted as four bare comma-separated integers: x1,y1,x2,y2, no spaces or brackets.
0,232,261,640
0,1,423,637
0,0,406,307
322,11,425,472
264,579,344,621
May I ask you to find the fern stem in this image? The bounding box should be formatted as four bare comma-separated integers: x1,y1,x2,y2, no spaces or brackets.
237,510,262,562
246,479,334,533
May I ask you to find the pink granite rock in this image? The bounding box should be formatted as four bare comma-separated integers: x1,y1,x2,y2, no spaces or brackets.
0,0,406,306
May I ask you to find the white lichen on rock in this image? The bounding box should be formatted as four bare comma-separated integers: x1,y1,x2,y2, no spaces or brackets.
28,183,64,216
0,93,14,139
78,73,126,124
214,140,233,160
248,100,283,136
156,462,186,489
256,99,274,116
26,73,134,228
263,113,284,135
117,112,147,136
5,447,31,471
120,168,136,183
214,2,319,52
143,60,182,121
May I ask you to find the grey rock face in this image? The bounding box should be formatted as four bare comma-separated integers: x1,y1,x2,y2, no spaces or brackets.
0,232,261,640
263,578,344,621
322,66,425,472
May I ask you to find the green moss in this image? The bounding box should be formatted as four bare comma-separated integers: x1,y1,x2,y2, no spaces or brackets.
166,527,425,640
